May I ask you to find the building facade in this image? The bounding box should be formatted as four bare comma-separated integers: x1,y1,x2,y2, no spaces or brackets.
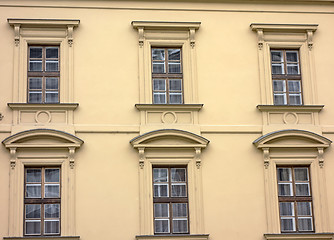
0,1,334,240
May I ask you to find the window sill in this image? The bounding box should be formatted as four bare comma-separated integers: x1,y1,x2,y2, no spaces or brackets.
3,236,80,240
8,103,79,110
135,104,203,111
264,233,334,240
257,105,324,113
136,234,209,240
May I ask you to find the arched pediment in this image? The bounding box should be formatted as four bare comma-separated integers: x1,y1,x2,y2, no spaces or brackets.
130,129,209,149
253,129,331,149
2,128,83,149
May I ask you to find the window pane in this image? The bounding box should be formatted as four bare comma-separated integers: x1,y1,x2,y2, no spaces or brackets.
152,49,165,60
169,79,182,91
288,81,301,92
46,47,59,58
168,49,181,60
295,183,310,196
153,93,166,104
45,169,60,182
298,217,313,231
294,168,309,181
46,78,59,90
154,203,169,218
153,79,166,91
45,184,60,198
287,64,300,75
273,80,286,92
289,94,302,105
171,183,187,197
273,94,287,105
153,184,168,197
45,92,59,103
30,47,43,58
45,204,60,218
278,183,293,196
286,51,298,62
152,63,165,73
168,63,181,73
297,202,312,216
27,169,42,182
44,220,60,234
46,61,59,71
153,168,168,182
26,204,41,219
271,51,283,62
28,92,42,103
172,203,187,217
277,168,292,181
272,64,284,74
29,78,43,90
171,168,186,182
172,219,188,233
26,184,41,198
280,202,294,216
154,219,169,233
29,61,43,71
26,220,41,235
281,217,296,231
169,93,182,104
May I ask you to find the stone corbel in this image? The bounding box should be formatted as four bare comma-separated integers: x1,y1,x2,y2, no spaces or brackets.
138,147,145,169
317,147,324,168
256,29,264,50
263,148,270,169
68,147,75,169
138,27,144,47
14,24,20,47
10,148,17,169
67,25,74,47
307,30,314,50
189,28,196,48
195,147,201,169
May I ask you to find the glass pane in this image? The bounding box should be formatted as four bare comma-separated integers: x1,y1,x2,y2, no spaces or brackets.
288,81,301,92
153,184,168,197
45,169,60,182
298,217,313,231
29,61,43,71
280,202,294,216
286,51,298,62
29,78,42,90
26,184,41,198
287,64,300,74
26,220,41,235
295,183,310,196
274,94,287,105
27,169,41,182
152,63,165,73
289,94,302,105
153,93,166,104
169,93,182,104
45,184,60,198
168,49,181,60
154,219,169,233
45,204,60,218
172,203,187,217
273,80,286,92
45,92,59,103
46,78,59,90
153,79,166,91
153,168,168,182
171,183,187,197
46,61,59,71
297,202,312,216
46,47,59,58
272,64,284,74
271,50,283,62
28,92,42,103
26,204,41,219
277,168,292,181
169,79,182,91
152,49,165,60
154,203,169,218
173,219,188,233
171,168,186,182
168,63,181,73
44,220,60,234
30,47,42,58
281,217,295,231
278,183,293,196
294,168,309,181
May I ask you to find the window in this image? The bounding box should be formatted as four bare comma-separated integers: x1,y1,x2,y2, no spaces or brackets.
271,50,302,105
152,48,183,104
277,166,313,232
24,167,61,236
28,46,60,103
153,167,188,234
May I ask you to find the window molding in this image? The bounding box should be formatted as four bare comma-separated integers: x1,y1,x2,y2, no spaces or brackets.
253,129,331,234
250,23,318,106
135,234,209,240
2,129,83,238
264,233,334,240
130,129,209,236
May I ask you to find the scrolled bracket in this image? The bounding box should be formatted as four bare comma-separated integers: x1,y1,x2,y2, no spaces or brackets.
307,30,314,50
69,147,75,169
195,147,201,169
138,27,144,47
10,148,17,169
189,28,196,48
14,24,20,47
263,148,270,169
138,147,145,169
67,25,74,47
256,29,264,50
318,147,324,168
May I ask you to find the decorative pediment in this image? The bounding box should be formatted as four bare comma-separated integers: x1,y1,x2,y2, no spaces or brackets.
130,129,209,149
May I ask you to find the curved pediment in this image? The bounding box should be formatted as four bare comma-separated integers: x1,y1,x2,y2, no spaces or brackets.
2,128,83,149
130,129,209,148
253,129,331,149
